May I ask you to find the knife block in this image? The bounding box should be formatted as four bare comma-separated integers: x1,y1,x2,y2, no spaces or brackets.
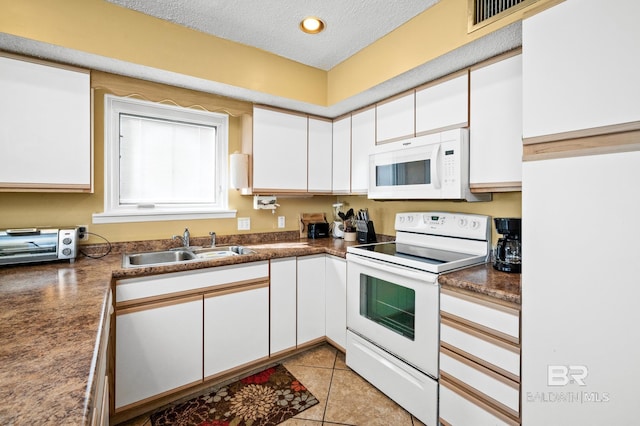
356,220,377,244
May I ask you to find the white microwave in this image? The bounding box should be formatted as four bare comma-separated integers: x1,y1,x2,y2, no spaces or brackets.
368,129,489,201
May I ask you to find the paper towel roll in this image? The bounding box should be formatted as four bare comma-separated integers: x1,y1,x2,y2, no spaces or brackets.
230,153,249,189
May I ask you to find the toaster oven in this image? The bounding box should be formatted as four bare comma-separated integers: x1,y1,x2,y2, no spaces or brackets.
0,228,79,266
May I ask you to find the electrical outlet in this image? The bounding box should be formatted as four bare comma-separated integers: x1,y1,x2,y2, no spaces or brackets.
237,217,251,231
278,216,285,228
78,225,89,241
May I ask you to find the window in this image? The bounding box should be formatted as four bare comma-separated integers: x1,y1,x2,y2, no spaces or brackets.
94,95,235,223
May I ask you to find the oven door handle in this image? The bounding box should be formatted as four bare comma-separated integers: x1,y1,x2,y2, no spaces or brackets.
347,254,438,284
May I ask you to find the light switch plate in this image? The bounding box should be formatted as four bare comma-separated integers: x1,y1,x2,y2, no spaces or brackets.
278,216,285,228
237,217,251,230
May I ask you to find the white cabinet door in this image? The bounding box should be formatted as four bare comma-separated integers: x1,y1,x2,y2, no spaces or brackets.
350,107,375,194
252,106,308,192
325,256,347,349
415,73,469,135
204,284,269,378
470,54,522,190
0,54,91,192
115,295,203,410
297,255,326,344
270,257,298,355
376,91,415,143
522,0,640,139
332,115,351,194
307,117,333,193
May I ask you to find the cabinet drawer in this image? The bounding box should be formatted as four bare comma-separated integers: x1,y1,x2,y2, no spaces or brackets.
440,347,519,417
116,261,269,305
441,318,520,381
440,289,520,343
440,379,519,426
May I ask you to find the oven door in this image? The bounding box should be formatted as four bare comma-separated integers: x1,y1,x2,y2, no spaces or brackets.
346,253,439,377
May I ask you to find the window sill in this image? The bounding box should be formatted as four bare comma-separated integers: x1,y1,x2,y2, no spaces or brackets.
92,209,237,224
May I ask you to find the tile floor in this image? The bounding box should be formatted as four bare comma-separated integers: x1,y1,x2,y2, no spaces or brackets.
119,343,426,426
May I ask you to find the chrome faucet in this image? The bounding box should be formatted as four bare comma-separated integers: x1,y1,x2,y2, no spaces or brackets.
209,231,216,247
172,228,190,248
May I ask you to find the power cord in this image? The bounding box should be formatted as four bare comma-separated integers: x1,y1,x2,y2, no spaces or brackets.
80,232,112,259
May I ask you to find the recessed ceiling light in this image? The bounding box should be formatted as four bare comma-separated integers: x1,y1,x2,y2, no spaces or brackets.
299,17,325,34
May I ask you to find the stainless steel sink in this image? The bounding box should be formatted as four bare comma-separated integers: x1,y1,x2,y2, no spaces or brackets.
194,245,256,258
123,250,198,267
122,246,256,268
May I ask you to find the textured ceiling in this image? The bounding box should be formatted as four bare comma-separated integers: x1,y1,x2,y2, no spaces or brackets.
106,0,440,70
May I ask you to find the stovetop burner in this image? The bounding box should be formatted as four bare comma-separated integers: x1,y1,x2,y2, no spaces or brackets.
347,212,491,274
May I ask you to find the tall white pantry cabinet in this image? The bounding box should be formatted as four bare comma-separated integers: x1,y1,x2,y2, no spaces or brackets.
521,0,640,424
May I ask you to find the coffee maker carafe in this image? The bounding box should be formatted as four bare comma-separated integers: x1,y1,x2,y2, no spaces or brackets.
493,218,521,273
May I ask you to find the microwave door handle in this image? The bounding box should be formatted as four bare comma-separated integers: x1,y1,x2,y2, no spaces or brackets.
430,144,441,189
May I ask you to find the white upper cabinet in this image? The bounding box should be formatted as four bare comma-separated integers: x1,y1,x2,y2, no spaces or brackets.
0,53,91,192
523,0,640,139
469,53,523,191
415,73,469,135
308,117,333,193
376,91,415,144
252,106,308,192
332,115,351,194
350,107,375,194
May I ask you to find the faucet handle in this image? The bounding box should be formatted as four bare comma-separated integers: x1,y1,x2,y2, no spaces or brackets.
209,231,216,247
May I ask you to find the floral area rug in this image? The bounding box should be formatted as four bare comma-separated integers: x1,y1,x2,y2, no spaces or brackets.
151,364,318,426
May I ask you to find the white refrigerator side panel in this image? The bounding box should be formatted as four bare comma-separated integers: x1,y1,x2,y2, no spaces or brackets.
522,151,640,425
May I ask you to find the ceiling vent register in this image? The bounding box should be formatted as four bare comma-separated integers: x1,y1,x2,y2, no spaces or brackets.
469,0,538,31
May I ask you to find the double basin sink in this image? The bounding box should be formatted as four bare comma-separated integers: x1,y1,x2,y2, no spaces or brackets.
123,245,256,268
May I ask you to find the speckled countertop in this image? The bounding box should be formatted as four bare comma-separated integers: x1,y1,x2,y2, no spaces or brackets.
0,233,520,425
439,263,521,306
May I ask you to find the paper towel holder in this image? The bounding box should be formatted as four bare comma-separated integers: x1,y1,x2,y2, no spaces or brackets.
229,152,249,189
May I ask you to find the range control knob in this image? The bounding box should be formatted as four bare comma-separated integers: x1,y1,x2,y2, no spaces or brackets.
458,218,468,228
470,220,480,230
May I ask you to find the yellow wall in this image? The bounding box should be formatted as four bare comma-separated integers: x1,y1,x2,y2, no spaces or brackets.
0,0,327,105
0,0,529,244
0,70,521,244
0,73,336,243
328,0,553,104
337,193,522,246
0,0,554,107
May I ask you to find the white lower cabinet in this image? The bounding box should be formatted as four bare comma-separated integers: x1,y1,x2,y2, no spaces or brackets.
270,257,298,355
115,295,203,410
91,291,112,426
439,288,521,425
115,262,269,412
297,255,326,345
325,256,346,349
204,284,269,378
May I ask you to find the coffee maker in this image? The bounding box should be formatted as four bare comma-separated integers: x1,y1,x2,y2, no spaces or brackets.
493,218,521,273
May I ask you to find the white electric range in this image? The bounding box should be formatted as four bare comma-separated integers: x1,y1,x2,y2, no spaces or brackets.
345,211,491,425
